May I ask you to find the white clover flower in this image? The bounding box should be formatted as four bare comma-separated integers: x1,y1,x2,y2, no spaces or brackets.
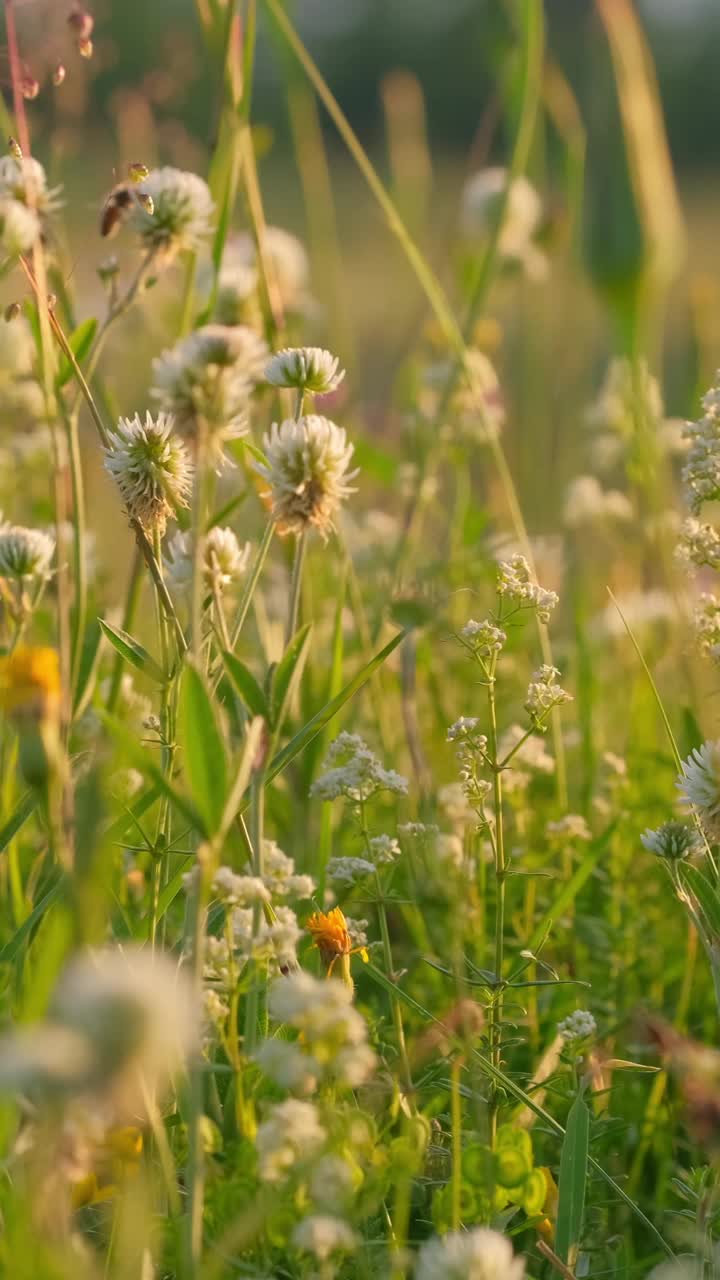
164,526,250,592
214,259,258,325
292,1214,358,1260
326,856,376,885
497,553,559,623
546,814,591,842
255,1098,326,1182
104,412,193,535
0,947,197,1118
693,593,720,660
678,741,720,839
152,325,267,468
461,166,546,280
641,821,700,861
558,1009,597,1042
265,347,345,395
256,415,358,540
0,156,62,216
0,524,54,581
229,226,310,313
676,517,720,574
311,732,408,804
255,1038,320,1095
459,618,506,656
0,198,39,257
369,834,401,865
563,474,633,529
525,665,573,723
132,167,214,259
415,1227,525,1280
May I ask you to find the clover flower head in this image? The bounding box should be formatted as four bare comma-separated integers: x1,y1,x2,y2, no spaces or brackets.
0,155,62,215
104,412,193,535
0,197,39,257
461,166,546,279
0,523,54,581
164,526,250,592
265,347,345,394
641,821,700,861
256,414,358,539
678,741,720,839
132,167,214,258
229,226,310,312
558,1009,597,1042
415,1227,525,1280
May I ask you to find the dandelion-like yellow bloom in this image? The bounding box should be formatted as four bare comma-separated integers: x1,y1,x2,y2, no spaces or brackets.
306,906,368,979
0,646,60,721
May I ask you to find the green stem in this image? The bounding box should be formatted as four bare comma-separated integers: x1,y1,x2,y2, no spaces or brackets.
243,767,266,1057
227,520,275,652
285,530,306,646
486,657,505,1147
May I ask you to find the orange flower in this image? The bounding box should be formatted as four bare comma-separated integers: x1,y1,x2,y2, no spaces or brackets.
0,646,60,722
306,906,368,979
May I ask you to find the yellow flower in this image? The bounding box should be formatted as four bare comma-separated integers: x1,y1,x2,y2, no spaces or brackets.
306,906,368,980
0,646,60,721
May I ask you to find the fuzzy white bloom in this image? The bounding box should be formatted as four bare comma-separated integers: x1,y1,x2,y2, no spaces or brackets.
105,412,193,534
229,226,310,313
132,167,214,258
261,840,316,900
326,855,376,885
694,593,720,660
0,947,197,1118
398,821,439,841
265,347,345,395
232,904,302,972
0,523,54,581
585,357,664,440
593,588,678,640
497,723,555,776
546,814,591,842
459,618,506,656
415,1227,525,1280
309,1154,359,1209
558,1009,597,1041
267,971,376,1090
152,325,267,467
369,833,401,865
438,781,476,830
461,166,546,280
563,474,633,529
497,553,559,623
292,1214,358,1260
525,665,573,722
676,517,720,573
255,1038,320,1095
0,156,62,215
678,741,720,839
311,732,408,803
0,198,39,257
164,526,251,592
255,1098,326,1182
681,375,720,513
211,868,271,906
435,832,465,870
641,821,700,861
256,415,358,539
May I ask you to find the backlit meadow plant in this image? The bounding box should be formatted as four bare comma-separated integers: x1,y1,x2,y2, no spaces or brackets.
2,2,720,1279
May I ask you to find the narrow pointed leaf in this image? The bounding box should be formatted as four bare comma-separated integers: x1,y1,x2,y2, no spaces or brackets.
99,619,166,684
57,317,97,386
179,661,228,836
555,1094,590,1265
270,622,312,731
222,651,269,720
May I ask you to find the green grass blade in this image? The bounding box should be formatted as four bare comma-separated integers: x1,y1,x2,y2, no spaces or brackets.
179,661,228,837
556,1093,590,1265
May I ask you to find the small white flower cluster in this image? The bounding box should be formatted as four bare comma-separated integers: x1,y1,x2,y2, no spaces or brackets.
398,821,439,841
438,781,478,830
182,866,271,907
693,594,720,660
497,553,558,623
640,821,700,861
415,1227,525,1280
546,814,591,842
256,970,376,1094
524,665,573,725
558,1009,597,1042
164,526,250,593
255,1098,326,1182
675,517,720,573
326,855,376,886
459,617,506,657
497,723,555,793
132,167,214,259
682,381,720,513
265,346,344,395
104,412,193,535
461,165,546,280
261,839,316,899
678,741,720,841
293,1214,357,1260
256,414,358,540
0,522,55,582
233,905,302,972
152,325,268,468
311,732,408,804
563,474,633,529
447,716,486,747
